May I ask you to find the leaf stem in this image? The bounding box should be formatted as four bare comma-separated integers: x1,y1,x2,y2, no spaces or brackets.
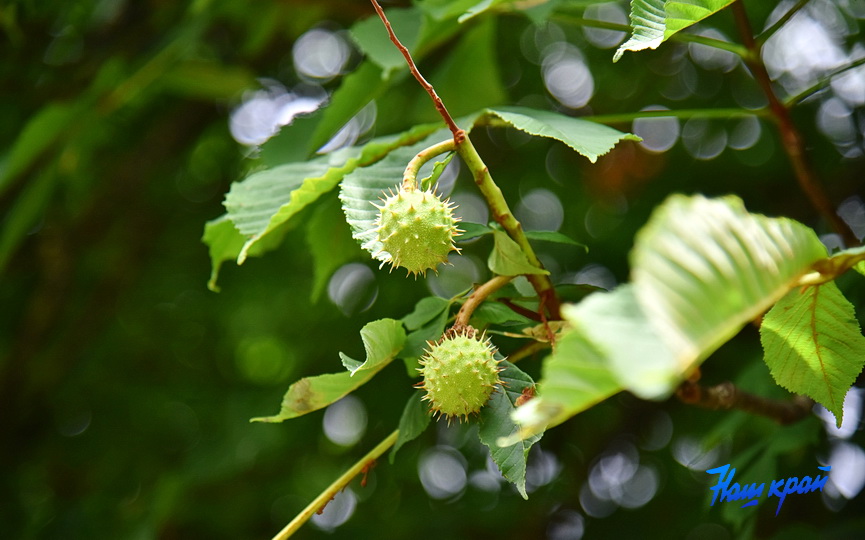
757,0,811,44
731,1,859,247
551,13,749,58
454,275,514,329
403,139,455,190
272,429,399,540
785,56,865,108
677,380,814,425
370,0,464,143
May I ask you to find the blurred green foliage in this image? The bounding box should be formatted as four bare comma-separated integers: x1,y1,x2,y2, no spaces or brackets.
2,1,864,539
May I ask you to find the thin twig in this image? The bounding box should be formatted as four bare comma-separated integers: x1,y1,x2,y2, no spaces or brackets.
677,381,814,425
757,0,811,44
272,429,399,540
370,0,464,142
454,275,514,329
731,1,859,247
785,56,865,108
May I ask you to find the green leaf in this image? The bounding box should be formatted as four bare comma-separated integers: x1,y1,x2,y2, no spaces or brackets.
456,222,493,241
470,301,534,328
631,194,827,375
202,216,246,293
339,126,452,260
524,230,587,250
760,282,865,427
252,319,406,422
350,8,423,78
403,296,451,331
0,103,81,195
506,326,621,444
389,392,432,463
306,197,365,302
613,0,736,62
226,124,441,265
562,285,678,399
400,308,449,376
425,18,507,118
161,60,256,101
478,361,541,499
260,61,390,165
419,152,454,192
485,107,641,163
856,261,865,277
0,169,56,273
488,230,550,276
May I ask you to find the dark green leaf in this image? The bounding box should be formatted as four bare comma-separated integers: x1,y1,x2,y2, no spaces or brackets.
488,230,550,276
456,222,493,241
479,361,541,498
524,230,587,250
403,296,451,331
306,197,365,302
389,392,432,463
350,8,423,77
486,106,640,163
419,152,455,192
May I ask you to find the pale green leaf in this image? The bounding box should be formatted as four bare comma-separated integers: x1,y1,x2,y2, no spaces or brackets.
339,127,452,260
614,0,736,62
419,152,454,192
761,282,865,427
489,230,550,276
486,107,640,163
562,285,678,399
202,214,285,292
389,392,432,463
631,194,827,374
226,123,441,265
252,319,406,422
856,261,865,277
479,361,541,499
506,326,621,444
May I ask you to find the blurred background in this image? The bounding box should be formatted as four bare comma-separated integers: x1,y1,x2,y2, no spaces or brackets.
1,0,864,538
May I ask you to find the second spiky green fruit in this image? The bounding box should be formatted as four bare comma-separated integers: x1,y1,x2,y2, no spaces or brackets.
418,328,503,421
373,187,460,277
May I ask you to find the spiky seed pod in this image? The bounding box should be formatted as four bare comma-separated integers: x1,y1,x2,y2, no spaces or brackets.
417,327,503,422
373,186,461,277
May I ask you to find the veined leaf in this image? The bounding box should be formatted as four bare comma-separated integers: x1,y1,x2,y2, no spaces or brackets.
389,392,432,463
478,361,541,499
456,222,493,241
489,230,550,276
614,0,736,62
761,282,865,427
339,127,452,260
223,123,442,265
631,194,827,374
485,107,640,163
506,326,621,444
251,319,405,422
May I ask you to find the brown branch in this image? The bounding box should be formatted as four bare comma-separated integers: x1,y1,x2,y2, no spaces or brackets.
731,1,859,247
454,275,514,329
677,380,814,425
370,0,464,143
